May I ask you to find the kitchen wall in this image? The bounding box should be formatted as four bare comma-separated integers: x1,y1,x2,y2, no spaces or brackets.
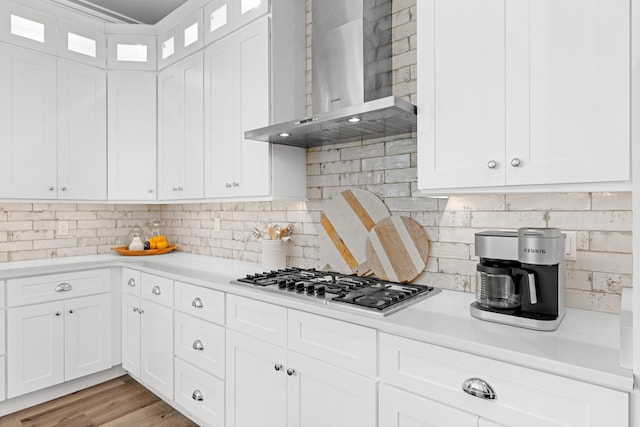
0,0,631,314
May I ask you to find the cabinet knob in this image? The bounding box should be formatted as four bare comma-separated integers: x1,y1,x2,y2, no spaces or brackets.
147,189,154,193
286,368,296,376
177,186,183,191
510,158,521,167
55,311,62,317
69,309,74,314
61,186,67,192
133,307,139,313
172,187,178,191
192,390,204,401
232,182,239,187
127,278,136,287
192,339,204,351
462,377,496,400
192,297,204,308
152,285,161,295
487,160,497,169
48,186,55,191
274,363,283,372
139,309,144,315
225,182,232,188
55,283,72,292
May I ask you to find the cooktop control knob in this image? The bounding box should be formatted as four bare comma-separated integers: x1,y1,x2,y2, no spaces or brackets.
277,279,287,289
287,281,297,290
295,282,305,292
305,284,315,294
315,285,326,296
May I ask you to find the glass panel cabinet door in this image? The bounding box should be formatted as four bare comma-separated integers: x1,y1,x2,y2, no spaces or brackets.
0,2,56,53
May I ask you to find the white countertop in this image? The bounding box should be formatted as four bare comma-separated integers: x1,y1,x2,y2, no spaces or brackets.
0,252,633,392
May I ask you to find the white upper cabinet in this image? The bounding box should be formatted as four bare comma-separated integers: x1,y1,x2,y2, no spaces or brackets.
158,52,204,200
107,71,157,201
203,0,269,45
158,10,204,69
57,59,107,200
107,34,157,71
0,2,56,53
204,17,270,198
0,44,57,199
56,20,106,68
418,0,631,193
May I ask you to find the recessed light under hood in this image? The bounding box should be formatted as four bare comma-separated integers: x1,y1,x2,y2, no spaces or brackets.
244,0,417,148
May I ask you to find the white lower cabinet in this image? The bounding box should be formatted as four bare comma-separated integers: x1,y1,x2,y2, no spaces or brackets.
122,295,174,400
226,296,377,427
7,293,111,398
174,358,225,426
379,333,628,427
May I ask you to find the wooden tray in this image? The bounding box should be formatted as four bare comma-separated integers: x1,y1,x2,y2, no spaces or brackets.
111,245,178,256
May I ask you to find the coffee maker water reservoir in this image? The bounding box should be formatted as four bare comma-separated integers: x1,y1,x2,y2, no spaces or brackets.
471,228,566,331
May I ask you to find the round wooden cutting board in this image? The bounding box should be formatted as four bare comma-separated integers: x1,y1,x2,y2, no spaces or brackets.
365,216,430,282
318,189,390,275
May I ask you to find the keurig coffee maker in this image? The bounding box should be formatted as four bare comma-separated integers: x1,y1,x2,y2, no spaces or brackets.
471,228,566,331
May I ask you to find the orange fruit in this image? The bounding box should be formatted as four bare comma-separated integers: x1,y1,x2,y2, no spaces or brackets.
157,241,168,249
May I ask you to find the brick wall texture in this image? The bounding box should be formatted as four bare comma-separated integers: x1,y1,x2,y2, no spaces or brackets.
0,0,631,314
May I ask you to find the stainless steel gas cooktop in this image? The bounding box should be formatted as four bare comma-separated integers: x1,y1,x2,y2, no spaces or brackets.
233,268,439,316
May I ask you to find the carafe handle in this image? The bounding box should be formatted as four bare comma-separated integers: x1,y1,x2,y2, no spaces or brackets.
513,268,537,305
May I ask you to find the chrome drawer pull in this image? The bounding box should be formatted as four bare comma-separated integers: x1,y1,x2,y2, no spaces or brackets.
55,283,72,292
127,278,136,287
192,297,203,308
152,285,161,295
274,364,283,372
192,339,204,351
286,368,296,376
462,378,496,400
192,390,204,401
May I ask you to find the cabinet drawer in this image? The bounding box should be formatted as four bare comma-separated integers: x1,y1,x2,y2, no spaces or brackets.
288,310,377,377
226,295,287,347
7,269,111,307
122,268,142,296
175,281,224,325
175,312,225,379
379,333,628,427
175,358,224,427
141,273,174,307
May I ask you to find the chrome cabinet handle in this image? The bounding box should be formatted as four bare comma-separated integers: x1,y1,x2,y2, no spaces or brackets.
139,309,144,315
55,311,61,316
147,189,153,193
232,182,239,187
192,390,204,401
274,364,283,372
61,186,67,192
127,278,136,287
55,283,72,292
487,160,497,169
225,182,232,188
152,285,161,295
133,307,139,313
48,186,55,191
286,368,296,376
69,309,74,314
192,297,203,308
462,377,496,400
192,339,204,351
177,186,183,191
172,187,178,191
511,158,521,167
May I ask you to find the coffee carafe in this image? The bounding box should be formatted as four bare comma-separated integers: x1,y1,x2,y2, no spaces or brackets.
470,228,565,331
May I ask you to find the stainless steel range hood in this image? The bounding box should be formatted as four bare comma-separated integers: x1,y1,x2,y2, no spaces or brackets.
245,0,417,148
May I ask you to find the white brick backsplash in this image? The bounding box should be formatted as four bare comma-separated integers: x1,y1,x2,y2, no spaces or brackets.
413,272,471,292
593,273,632,291
592,192,632,210
445,195,506,211
506,193,591,211
385,168,417,183
566,290,620,314
307,149,340,164
385,139,416,155
364,183,411,198
589,231,632,253
362,154,410,171
9,230,54,241
438,258,478,276
439,227,476,244
384,196,438,212
471,211,547,229
341,144,385,161
320,160,360,174
547,211,631,231
0,221,32,231
574,251,632,275
8,211,55,221
430,242,470,259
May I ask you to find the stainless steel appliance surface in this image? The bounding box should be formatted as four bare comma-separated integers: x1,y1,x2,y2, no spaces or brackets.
471,228,566,331
233,268,439,316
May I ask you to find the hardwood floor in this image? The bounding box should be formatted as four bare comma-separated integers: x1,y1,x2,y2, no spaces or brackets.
0,375,199,427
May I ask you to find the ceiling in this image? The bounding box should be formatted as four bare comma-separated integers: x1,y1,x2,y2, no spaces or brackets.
53,0,190,24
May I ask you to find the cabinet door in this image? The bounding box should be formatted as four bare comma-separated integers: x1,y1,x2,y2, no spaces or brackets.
141,299,174,399
122,293,141,377
57,59,107,200
107,71,157,201
0,44,57,199
505,0,630,186
7,301,64,398
175,312,225,379
234,17,270,197
287,351,377,427
417,0,506,190
204,33,235,198
379,384,478,427
226,330,287,427
65,294,111,381
158,53,204,200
